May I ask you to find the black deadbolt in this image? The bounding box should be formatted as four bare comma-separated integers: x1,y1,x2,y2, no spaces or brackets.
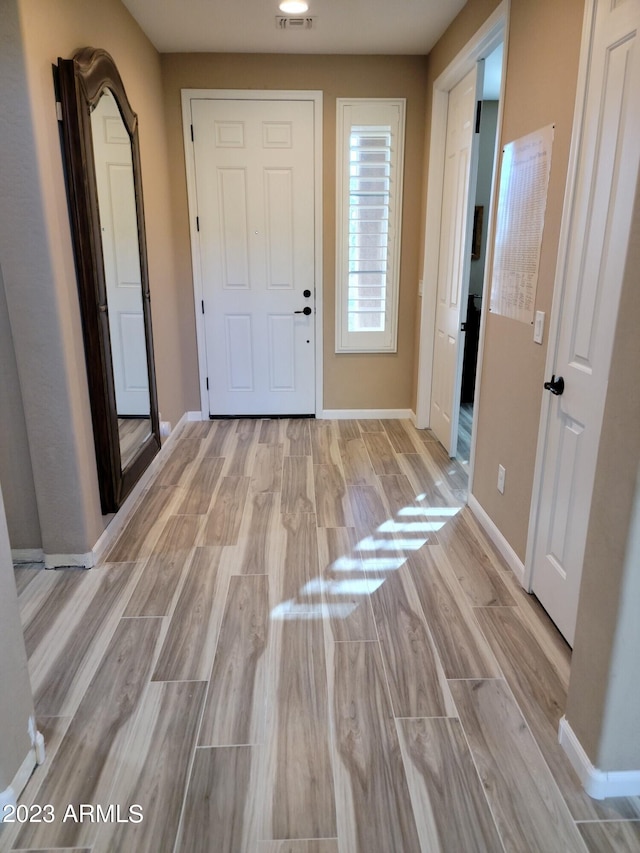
303,289,312,298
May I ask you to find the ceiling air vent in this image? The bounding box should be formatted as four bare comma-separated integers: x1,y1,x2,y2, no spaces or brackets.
276,16,316,29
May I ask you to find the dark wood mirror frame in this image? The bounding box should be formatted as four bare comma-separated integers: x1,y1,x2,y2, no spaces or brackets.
57,47,160,514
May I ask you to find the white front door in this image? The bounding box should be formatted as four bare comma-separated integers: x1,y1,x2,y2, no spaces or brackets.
430,65,482,454
528,0,640,645
190,97,316,416
91,89,150,417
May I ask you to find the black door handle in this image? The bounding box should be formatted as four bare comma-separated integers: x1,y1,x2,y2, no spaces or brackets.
295,306,312,316
544,375,565,396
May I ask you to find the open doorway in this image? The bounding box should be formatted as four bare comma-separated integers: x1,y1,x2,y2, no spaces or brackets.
457,42,502,466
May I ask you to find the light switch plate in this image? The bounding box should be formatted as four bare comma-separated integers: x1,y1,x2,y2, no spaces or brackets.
534,310,545,344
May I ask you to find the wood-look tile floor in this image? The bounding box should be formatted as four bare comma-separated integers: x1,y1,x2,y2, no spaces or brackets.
5,418,640,853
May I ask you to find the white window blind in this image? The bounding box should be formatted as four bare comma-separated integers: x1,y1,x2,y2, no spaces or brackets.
336,99,405,352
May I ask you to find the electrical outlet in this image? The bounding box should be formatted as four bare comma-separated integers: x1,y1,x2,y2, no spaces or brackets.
534,310,545,344
497,464,506,494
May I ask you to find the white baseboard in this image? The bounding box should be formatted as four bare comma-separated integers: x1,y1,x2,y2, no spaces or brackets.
0,746,38,821
44,551,95,569
467,493,526,584
558,716,640,799
11,548,44,564
320,408,414,420
187,410,204,421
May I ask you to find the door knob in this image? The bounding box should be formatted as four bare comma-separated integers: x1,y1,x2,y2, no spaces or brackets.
295,306,312,316
544,375,565,396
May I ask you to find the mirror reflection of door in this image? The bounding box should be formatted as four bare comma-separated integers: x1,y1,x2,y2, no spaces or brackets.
90,89,151,469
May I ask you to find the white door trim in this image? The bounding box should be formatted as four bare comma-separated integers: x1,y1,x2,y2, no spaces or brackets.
181,89,323,419
524,0,598,591
415,1,508,481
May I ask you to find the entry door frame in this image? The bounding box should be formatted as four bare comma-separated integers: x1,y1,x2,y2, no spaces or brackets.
415,1,508,479
181,89,324,419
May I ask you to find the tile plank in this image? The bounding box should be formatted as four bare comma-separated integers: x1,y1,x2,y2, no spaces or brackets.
317,527,377,642
435,511,515,606
381,419,418,453
338,437,377,486
310,420,339,466
150,513,202,555
449,679,587,853
258,843,339,853
179,420,212,440
397,717,503,853
407,546,501,678
224,419,258,476
106,484,178,562
368,567,456,718
362,431,402,476
337,419,360,439
198,574,269,746
251,443,284,494
201,475,250,546
274,513,319,618
93,681,207,853
152,546,227,682
313,463,352,528
154,437,201,486
281,456,315,514
330,641,421,853
236,491,281,575
31,561,143,717
347,484,388,537
579,821,640,852
474,605,640,821
264,617,337,841
202,417,236,457
284,419,311,456
397,452,461,509
357,419,383,432
124,551,192,618
176,456,224,514
259,418,284,444
14,618,162,850
177,746,255,853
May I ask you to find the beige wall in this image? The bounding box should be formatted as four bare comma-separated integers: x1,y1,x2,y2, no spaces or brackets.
566,171,640,770
0,482,35,791
0,264,41,550
0,0,185,554
472,0,584,560
416,0,585,561
161,53,428,411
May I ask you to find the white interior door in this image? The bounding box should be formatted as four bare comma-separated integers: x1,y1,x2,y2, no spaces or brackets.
430,64,482,455
91,90,149,417
529,0,640,646
190,97,316,416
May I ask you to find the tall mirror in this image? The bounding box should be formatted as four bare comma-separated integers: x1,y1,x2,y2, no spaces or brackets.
57,48,160,513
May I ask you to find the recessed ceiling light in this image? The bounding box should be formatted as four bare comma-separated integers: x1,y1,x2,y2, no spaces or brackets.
279,0,309,12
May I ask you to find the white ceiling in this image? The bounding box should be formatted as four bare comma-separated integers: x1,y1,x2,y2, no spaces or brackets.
121,0,468,55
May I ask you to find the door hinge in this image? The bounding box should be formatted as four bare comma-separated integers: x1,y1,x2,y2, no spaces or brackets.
206,377,209,390
475,100,482,134
56,101,63,122
201,300,205,314
190,124,194,142
196,216,200,232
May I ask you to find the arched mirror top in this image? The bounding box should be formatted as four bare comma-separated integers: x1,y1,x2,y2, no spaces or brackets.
72,47,137,131
57,47,160,515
